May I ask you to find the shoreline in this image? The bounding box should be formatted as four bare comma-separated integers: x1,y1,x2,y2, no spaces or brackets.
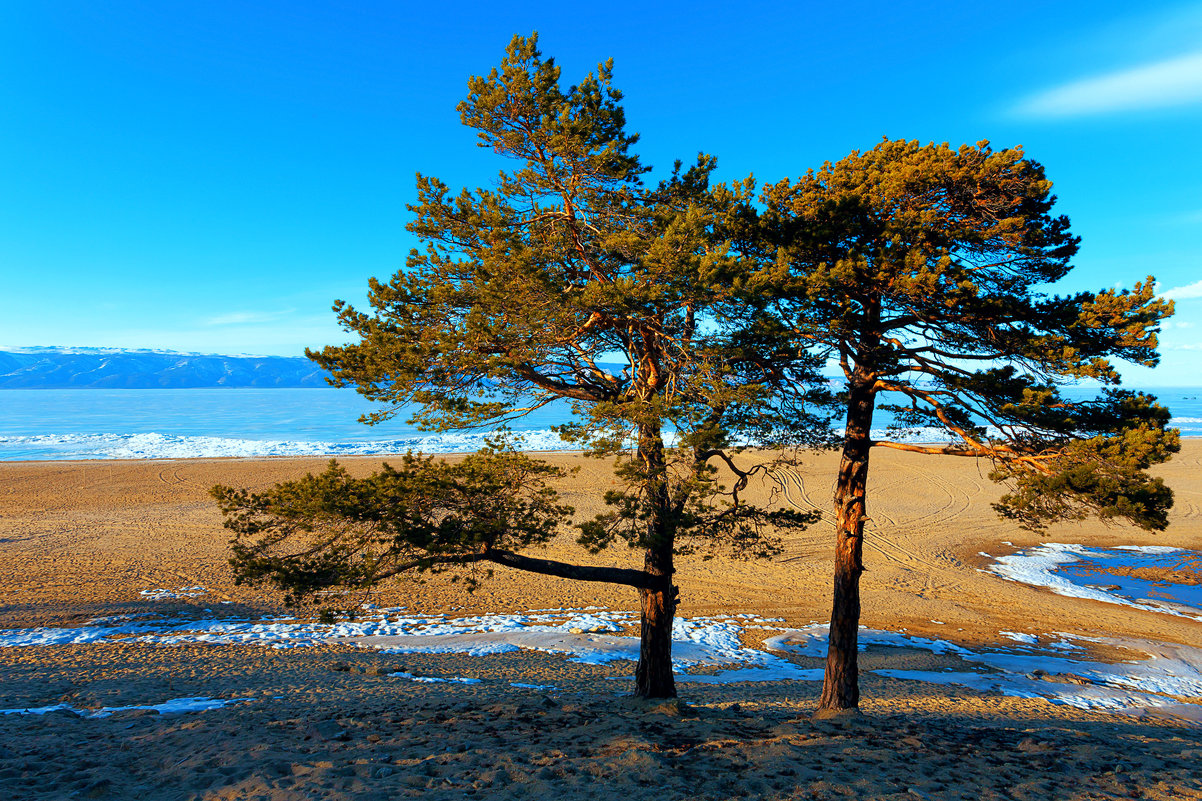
3,433,1201,465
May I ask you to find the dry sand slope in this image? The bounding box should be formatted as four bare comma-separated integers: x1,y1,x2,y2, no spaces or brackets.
0,444,1200,800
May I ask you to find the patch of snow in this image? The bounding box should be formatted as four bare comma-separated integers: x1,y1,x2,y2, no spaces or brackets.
768,625,1202,720
874,668,1200,719
140,586,206,600
1000,631,1038,644
510,683,559,691
678,665,826,684
0,696,250,717
1046,637,1086,651
765,626,972,659
389,672,480,684
874,670,1036,696
4,608,1200,720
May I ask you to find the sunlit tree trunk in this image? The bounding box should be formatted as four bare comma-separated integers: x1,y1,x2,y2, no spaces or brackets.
818,374,875,713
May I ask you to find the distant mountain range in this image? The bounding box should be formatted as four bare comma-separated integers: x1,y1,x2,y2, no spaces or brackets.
0,347,850,391
0,347,333,389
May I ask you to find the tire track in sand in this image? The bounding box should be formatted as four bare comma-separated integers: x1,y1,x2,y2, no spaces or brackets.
770,467,832,563
773,457,991,598
860,462,982,595
157,466,190,486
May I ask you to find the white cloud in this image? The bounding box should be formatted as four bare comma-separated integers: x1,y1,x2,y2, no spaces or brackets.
65,318,346,357
203,309,294,326
1016,50,1202,117
1161,280,1202,301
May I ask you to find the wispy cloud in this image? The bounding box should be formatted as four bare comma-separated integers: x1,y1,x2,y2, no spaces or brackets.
1161,280,1202,301
1015,50,1202,117
73,317,347,356
204,309,294,326
1171,209,1202,224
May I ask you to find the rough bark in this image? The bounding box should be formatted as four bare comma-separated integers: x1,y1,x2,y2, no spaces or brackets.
636,545,677,698
633,421,678,699
818,375,875,713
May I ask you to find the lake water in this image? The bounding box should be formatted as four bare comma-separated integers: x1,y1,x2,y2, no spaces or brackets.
989,543,1202,621
0,387,1199,461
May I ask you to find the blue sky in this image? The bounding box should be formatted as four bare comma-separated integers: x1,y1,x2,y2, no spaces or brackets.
2,1,1200,384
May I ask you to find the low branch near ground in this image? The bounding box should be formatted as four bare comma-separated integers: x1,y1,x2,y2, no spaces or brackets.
214,450,681,607
485,549,667,589
337,548,668,591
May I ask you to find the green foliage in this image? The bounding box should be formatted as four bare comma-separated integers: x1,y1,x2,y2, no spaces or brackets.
991,390,1179,530
212,448,573,606
210,35,829,651
306,33,827,560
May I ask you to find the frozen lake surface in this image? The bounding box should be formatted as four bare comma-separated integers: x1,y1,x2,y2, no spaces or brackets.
988,544,1202,620
1,387,1199,460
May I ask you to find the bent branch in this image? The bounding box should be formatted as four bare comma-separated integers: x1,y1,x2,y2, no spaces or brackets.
486,549,667,590
373,548,666,591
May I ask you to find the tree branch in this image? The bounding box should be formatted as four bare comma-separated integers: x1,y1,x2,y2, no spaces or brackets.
486,548,667,590
373,548,665,590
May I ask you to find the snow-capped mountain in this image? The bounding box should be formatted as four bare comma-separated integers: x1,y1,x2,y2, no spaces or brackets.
0,347,332,388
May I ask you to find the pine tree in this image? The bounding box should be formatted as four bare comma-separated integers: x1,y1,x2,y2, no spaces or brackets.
218,34,823,699
747,138,1178,713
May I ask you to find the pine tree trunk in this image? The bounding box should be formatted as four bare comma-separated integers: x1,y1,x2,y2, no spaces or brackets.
633,421,677,699
818,376,876,714
635,544,677,698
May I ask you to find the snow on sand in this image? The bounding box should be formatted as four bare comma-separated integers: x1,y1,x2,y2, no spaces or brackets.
2,604,1199,723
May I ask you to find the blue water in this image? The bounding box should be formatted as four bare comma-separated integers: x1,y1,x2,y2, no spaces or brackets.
0,386,1198,460
1060,547,1202,616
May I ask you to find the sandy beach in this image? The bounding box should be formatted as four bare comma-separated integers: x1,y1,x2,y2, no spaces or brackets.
2,444,1200,799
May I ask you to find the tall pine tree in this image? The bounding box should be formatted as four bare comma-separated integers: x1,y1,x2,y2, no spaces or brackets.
745,139,1178,713
240,34,824,699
